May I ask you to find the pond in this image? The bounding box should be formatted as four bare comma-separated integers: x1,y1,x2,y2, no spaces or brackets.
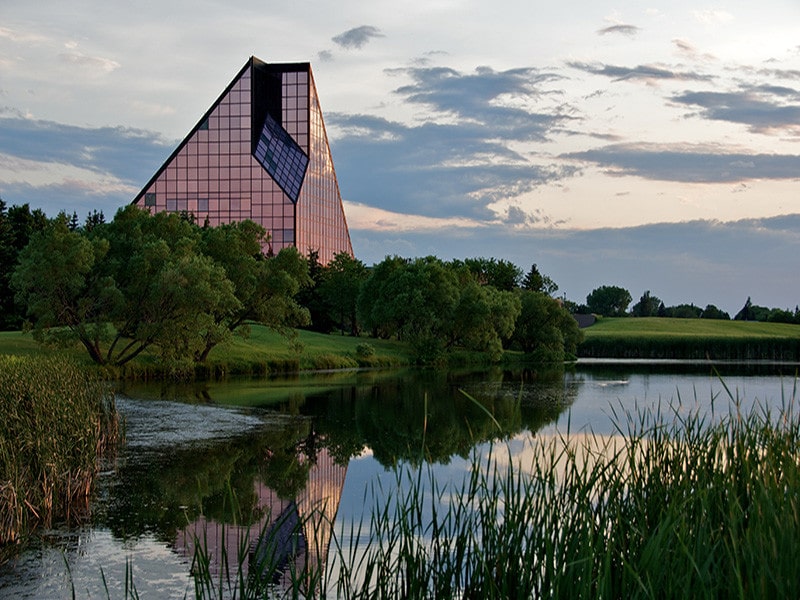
1,360,797,598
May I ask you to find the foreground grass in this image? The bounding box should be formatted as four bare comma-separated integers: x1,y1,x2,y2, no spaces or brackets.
168,385,800,599
0,355,120,547
580,317,800,360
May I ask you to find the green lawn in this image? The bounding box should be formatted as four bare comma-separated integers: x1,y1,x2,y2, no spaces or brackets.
0,326,412,377
583,317,800,339
580,317,800,360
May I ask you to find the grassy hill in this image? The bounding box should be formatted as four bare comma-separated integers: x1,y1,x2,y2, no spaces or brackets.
580,317,800,360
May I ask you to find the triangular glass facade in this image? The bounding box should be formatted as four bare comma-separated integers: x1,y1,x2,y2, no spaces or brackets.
132,57,353,264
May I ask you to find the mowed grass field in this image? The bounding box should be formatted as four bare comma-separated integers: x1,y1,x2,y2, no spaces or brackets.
580,317,800,360
584,317,800,339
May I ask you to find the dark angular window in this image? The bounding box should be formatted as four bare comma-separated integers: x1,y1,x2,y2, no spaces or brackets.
253,113,308,203
144,193,156,207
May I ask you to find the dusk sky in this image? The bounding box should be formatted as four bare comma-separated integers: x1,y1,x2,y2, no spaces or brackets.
2,1,799,314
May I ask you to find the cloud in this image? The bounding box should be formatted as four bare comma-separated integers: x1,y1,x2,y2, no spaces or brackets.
58,51,120,74
332,25,384,49
569,61,713,83
597,24,641,37
563,142,800,183
0,115,171,217
329,65,578,220
671,87,800,134
350,215,800,315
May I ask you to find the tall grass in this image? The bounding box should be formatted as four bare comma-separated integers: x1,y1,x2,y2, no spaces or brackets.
0,354,120,546
179,383,800,598
323,387,800,598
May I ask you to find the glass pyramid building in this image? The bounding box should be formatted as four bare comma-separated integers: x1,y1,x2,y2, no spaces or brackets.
132,57,353,263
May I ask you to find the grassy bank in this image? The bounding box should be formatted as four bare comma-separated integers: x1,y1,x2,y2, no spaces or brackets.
0,327,413,380
579,317,800,360
0,355,121,547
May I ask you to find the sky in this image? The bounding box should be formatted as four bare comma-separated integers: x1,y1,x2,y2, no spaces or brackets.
1,0,800,315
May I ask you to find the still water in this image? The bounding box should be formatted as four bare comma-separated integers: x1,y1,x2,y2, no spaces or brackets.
1,361,797,598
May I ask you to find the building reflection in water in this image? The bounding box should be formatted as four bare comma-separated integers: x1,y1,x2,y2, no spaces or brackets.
175,444,347,593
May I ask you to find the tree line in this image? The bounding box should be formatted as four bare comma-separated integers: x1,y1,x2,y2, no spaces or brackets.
1,200,581,366
577,284,800,324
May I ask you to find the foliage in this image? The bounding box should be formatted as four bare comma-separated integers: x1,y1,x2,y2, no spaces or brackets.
521,263,558,296
586,285,632,317
660,302,703,319
317,251,368,336
0,355,120,544
512,290,583,360
700,304,730,320
358,257,527,364
630,290,661,317
0,201,49,331
197,220,311,361
451,257,523,291
11,207,310,368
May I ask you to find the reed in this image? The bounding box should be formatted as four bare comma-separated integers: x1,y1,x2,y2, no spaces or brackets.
0,354,120,546
177,382,800,598
323,386,800,598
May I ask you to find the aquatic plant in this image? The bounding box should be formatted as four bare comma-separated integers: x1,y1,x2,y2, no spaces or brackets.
0,354,120,546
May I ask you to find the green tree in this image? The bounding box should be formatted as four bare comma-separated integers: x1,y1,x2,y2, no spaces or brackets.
700,304,730,320
357,256,410,339
512,290,583,360
631,290,662,317
662,303,702,318
13,206,238,366
196,220,310,361
318,252,368,336
455,257,523,291
586,285,632,317
521,263,558,296
445,273,521,360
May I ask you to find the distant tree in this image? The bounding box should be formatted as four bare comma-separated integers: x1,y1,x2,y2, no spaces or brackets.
657,301,667,317
700,304,730,320
521,263,558,296
0,201,50,330
766,308,795,324
586,285,632,317
296,249,335,333
84,209,106,232
663,304,702,319
631,291,662,317
453,257,523,291
68,211,80,231
734,297,755,321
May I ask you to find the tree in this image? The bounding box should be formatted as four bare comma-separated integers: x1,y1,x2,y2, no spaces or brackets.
734,297,755,321
318,252,368,336
662,304,702,319
521,263,558,296
445,273,521,361
586,285,632,317
455,257,523,291
631,291,661,317
511,290,583,360
196,220,311,361
700,304,730,320
13,206,237,366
